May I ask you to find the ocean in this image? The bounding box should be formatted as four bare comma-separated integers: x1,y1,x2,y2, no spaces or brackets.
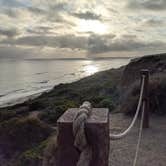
0,58,130,107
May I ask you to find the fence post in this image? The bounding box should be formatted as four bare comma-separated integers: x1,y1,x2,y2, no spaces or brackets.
140,69,150,128
55,108,109,166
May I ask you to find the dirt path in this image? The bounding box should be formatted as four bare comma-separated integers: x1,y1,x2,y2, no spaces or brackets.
109,113,166,166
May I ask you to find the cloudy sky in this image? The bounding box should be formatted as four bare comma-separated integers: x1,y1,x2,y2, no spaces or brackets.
0,0,166,59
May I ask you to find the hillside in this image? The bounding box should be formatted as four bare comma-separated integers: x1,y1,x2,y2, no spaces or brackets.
120,53,166,115
0,53,166,165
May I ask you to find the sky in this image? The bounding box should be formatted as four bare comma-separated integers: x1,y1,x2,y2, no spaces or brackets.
0,0,166,59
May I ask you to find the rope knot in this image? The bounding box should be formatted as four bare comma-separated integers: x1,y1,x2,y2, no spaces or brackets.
73,101,93,166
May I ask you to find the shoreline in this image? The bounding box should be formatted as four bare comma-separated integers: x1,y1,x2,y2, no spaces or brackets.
2,53,163,110
0,53,166,165
0,63,129,109
0,91,43,108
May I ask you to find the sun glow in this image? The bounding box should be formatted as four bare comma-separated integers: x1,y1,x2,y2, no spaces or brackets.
77,20,108,34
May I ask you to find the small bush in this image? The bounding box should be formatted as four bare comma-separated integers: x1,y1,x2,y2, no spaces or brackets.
99,98,115,111
0,117,52,157
39,100,78,124
29,101,46,111
18,139,49,166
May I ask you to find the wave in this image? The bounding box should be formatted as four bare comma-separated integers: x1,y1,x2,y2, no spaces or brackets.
0,89,25,98
35,72,48,75
34,80,49,84
0,86,53,108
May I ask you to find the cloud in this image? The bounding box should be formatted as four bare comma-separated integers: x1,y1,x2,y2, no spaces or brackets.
142,18,165,26
2,6,47,18
87,34,166,54
0,0,24,8
26,26,54,35
72,11,101,20
0,27,19,38
1,35,88,50
1,8,19,18
0,0,165,58
27,7,46,15
128,0,166,11
1,32,166,56
49,2,69,11
0,44,87,59
0,45,33,59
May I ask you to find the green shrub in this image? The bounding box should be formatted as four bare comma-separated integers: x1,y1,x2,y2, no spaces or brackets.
39,100,78,124
99,98,115,111
0,117,52,153
18,139,49,166
28,101,46,111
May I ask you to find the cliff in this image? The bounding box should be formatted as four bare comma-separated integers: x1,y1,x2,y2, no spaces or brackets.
120,53,166,115
0,53,166,165
121,53,166,89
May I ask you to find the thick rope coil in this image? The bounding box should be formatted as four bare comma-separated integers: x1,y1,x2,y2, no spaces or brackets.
73,101,92,166
110,75,145,140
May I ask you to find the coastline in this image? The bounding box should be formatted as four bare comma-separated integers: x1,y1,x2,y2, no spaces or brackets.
1,53,165,111
0,54,166,165
0,59,131,109
0,91,43,108
0,67,121,109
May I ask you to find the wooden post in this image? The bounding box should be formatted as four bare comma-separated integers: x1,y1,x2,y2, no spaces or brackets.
55,108,109,166
140,69,150,128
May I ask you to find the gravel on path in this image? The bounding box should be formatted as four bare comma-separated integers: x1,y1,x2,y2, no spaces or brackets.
109,113,166,166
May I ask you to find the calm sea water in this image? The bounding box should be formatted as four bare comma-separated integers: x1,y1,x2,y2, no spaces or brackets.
0,58,130,107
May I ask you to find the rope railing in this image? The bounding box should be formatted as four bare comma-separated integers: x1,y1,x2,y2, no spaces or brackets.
72,70,150,166
133,100,145,166
55,69,150,166
109,69,150,166
109,75,145,140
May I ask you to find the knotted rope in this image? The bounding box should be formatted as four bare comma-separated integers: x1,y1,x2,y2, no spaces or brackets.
73,101,92,166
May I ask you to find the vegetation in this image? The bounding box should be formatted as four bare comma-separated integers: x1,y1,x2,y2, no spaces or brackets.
0,64,123,165
121,72,166,115
0,53,166,165
0,117,53,166
120,53,166,115
17,139,49,166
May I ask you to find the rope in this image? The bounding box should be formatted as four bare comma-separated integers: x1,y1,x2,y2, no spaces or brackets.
133,101,145,166
110,75,145,140
72,74,147,166
73,101,92,166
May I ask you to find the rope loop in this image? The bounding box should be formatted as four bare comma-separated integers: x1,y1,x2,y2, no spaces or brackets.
110,75,146,140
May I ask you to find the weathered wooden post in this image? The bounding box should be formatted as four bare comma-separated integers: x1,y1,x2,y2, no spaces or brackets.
55,107,109,166
140,69,150,128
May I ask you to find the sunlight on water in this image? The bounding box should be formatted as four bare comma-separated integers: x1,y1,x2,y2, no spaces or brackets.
84,65,98,75
0,59,130,107
82,61,99,75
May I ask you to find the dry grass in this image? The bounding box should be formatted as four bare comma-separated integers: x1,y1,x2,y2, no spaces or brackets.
120,72,166,115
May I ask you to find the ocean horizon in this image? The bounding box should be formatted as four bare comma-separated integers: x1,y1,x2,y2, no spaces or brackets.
0,58,130,107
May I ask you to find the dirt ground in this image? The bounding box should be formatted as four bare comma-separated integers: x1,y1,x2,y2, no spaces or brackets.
109,113,166,166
